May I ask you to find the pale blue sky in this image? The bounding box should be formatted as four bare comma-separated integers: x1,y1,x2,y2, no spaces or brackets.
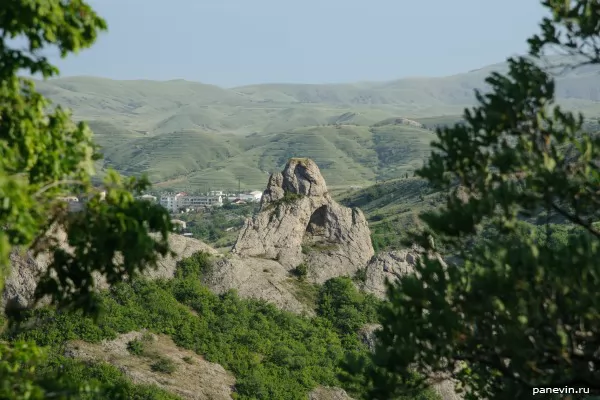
53,0,547,87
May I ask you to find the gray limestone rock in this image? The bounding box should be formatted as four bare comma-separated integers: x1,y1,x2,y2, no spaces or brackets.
361,246,447,299
361,249,419,299
232,158,374,284
202,255,314,316
308,386,354,400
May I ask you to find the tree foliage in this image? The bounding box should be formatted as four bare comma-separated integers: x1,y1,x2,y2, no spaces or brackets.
316,277,379,335
1,0,172,397
6,253,407,400
354,1,600,399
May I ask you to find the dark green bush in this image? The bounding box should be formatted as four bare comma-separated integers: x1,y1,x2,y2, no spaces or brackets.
126,339,145,356
150,357,177,374
294,263,308,280
316,277,380,335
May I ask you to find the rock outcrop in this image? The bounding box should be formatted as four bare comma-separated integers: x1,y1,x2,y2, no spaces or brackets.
3,233,218,310
231,158,374,284
360,245,447,299
202,255,314,315
147,233,219,280
358,323,381,352
360,248,419,299
309,386,354,400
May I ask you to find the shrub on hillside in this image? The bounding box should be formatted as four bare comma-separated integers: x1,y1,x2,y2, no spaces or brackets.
150,357,177,374
126,339,145,356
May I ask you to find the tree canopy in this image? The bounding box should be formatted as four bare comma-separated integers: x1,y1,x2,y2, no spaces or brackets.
0,1,172,397
351,1,600,399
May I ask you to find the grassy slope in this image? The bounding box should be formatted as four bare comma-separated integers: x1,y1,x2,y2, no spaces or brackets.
36,58,600,190
95,122,437,190
336,178,445,251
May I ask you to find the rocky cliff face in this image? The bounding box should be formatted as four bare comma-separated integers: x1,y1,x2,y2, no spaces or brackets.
202,158,447,311
3,233,218,310
202,256,314,315
360,245,448,299
360,247,419,299
231,158,374,284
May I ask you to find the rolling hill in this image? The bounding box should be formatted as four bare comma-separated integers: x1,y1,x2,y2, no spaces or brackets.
34,56,600,190
98,122,437,190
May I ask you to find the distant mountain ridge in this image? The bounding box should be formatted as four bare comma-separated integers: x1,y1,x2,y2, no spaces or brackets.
33,56,600,190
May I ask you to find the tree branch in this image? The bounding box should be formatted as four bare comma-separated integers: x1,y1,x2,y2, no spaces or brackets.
550,203,600,239
33,179,87,198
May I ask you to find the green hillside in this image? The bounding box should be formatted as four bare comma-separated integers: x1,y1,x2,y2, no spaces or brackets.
93,122,437,190
33,57,600,190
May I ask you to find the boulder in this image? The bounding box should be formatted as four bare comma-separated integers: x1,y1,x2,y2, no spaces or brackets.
232,158,374,284
360,249,419,299
361,246,447,299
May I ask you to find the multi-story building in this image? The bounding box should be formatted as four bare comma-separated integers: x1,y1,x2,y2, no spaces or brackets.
159,192,185,213
178,195,223,208
159,192,223,213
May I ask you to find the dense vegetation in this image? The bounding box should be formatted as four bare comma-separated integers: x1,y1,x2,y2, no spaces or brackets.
349,1,600,399
5,252,438,400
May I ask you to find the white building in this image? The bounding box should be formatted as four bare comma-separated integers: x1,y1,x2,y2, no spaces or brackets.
237,191,263,203
178,194,223,208
160,192,223,213
250,191,263,202
137,194,157,202
160,192,184,213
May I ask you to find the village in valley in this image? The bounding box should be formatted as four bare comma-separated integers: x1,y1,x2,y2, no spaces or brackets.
147,190,264,239
61,187,263,214
58,187,264,242
144,189,263,213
